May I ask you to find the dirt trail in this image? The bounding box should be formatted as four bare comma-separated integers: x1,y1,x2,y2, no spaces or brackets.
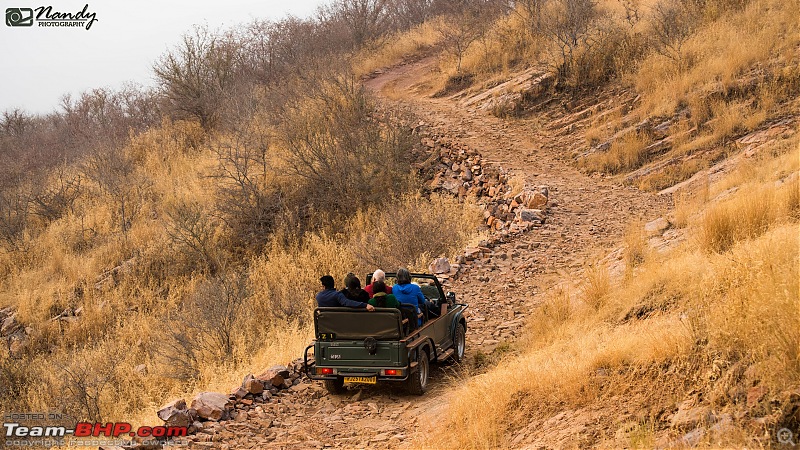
181,58,671,449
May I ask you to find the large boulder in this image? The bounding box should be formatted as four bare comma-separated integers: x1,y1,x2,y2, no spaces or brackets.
157,399,191,428
517,208,545,223
243,374,264,395
644,217,670,236
526,192,548,209
257,366,290,387
429,257,451,274
191,392,231,421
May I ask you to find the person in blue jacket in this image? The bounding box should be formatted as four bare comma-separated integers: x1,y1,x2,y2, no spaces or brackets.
392,268,433,325
316,275,375,311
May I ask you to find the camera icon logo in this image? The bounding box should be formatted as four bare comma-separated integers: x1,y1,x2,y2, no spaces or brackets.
6,8,34,27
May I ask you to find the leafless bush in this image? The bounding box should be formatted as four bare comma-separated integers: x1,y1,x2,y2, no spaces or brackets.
159,273,249,380
81,148,150,237
57,345,124,422
238,18,323,87
438,8,486,73
348,195,480,269
29,166,82,224
211,124,281,250
0,185,31,252
0,109,33,137
164,201,220,274
321,0,392,49
277,72,414,220
543,0,602,82
649,0,698,64
60,86,159,150
154,26,240,130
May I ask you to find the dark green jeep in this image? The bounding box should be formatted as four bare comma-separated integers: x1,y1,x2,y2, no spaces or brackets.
304,273,468,395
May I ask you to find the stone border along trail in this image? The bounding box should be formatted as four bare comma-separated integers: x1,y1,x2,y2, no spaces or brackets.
133,58,671,450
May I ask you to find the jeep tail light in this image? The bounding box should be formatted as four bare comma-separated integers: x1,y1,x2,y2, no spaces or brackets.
318,367,334,375
385,369,398,376
381,369,402,376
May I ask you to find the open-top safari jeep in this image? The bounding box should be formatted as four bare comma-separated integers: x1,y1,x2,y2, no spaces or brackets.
304,273,467,395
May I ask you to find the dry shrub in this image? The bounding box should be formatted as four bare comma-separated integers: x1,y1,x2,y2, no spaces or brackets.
624,219,648,272
345,193,482,271
581,131,651,174
700,224,800,387
672,190,699,228
636,0,800,117
637,157,707,191
697,180,797,253
460,9,535,76
582,262,611,309
248,233,357,326
276,75,415,221
527,287,574,343
353,18,443,76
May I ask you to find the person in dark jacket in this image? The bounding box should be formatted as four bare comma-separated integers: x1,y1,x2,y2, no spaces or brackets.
367,280,400,308
341,273,370,302
316,275,375,310
392,267,432,325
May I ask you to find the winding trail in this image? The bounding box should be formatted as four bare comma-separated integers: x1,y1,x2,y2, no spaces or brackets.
185,58,671,449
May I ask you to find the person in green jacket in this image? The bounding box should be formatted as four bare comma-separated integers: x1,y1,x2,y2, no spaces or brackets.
367,280,400,308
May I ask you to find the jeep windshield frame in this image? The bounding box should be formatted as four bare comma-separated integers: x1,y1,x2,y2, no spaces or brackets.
367,272,447,303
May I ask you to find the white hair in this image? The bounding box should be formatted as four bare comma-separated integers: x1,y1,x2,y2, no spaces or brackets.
373,269,386,282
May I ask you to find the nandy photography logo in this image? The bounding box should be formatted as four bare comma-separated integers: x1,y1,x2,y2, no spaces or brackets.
5,4,97,30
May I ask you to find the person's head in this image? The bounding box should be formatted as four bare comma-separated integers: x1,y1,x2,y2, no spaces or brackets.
344,272,356,290
373,280,386,294
320,275,335,289
396,267,411,285
372,269,386,283
347,274,362,291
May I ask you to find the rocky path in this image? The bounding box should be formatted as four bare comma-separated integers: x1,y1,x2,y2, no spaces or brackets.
167,58,671,450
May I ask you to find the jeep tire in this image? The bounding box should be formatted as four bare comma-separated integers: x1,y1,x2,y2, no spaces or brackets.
407,349,429,395
324,377,346,395
452,323,466,362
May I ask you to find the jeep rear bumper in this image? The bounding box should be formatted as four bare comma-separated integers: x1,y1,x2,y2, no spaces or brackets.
304,344,410,381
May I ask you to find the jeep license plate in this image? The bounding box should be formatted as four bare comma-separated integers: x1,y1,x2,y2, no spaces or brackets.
344,376,376,384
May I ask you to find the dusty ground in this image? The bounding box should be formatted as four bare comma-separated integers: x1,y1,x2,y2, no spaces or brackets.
178,57,673,449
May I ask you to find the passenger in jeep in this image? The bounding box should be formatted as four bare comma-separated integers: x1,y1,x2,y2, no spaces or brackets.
341,273,370,302
364,268,392,298
316,275,375,311
367,280,400,308
393,268,433,325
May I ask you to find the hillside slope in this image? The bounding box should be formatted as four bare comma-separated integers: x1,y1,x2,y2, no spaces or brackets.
166,42,797,448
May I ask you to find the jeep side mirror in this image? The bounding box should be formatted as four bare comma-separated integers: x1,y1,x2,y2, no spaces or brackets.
446,292,456,303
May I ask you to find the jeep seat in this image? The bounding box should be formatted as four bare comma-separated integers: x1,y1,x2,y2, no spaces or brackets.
314,307,403,340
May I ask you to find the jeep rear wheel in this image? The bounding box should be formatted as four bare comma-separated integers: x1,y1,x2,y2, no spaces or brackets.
324,377,346,395
452,323,466,362
407,349,429,395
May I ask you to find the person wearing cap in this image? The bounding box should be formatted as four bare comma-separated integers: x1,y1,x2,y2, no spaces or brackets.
316,275,375,310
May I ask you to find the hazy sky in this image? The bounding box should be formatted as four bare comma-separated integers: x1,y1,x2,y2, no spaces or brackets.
0,0,323,114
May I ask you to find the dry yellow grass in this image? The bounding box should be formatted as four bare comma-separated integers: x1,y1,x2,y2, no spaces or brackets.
636,0,800,118
581,132,651,174
426,135,799,449
352,19,443,77
0,112,483,426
